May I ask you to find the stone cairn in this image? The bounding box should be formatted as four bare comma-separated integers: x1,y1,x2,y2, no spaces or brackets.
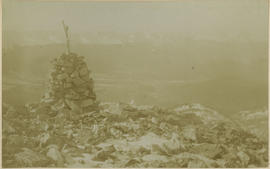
40,22,98,118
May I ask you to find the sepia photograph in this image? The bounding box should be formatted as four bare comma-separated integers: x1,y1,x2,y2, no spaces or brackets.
2,0,269,168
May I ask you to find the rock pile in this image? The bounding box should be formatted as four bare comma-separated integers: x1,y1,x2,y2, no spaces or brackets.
41,52,98,115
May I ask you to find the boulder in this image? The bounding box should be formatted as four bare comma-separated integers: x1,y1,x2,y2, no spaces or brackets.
65,99,82,114
71,71,79,78
57,73,68,80
46,145,64,167
80,74,90,81
137,146,151,155
190,143,222,159
63,82,72,89
103,145,116,153
72,77,85,86
79,66,89,77
237,151,250,167
81,99,94,108
182,126,196,141
92,149,114,162
188,160,207,168
124,158,141,167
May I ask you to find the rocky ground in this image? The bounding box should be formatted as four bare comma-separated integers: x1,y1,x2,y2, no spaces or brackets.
2,101,268,168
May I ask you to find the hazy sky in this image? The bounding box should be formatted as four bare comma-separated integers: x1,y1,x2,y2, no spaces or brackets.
3,0,268,41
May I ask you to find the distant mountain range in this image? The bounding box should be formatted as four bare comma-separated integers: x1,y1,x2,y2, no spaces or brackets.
3,30,267,48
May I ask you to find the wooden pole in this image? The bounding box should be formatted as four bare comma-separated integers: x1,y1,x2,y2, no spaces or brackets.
62,20,70,54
